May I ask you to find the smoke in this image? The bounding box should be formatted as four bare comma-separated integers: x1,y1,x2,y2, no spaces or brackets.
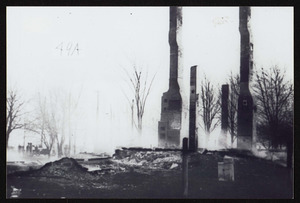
197,126,237,151
6,149,58,165
7,150,23,162
91,122,158,156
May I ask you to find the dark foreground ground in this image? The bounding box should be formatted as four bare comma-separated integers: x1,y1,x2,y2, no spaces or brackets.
6,149,293,199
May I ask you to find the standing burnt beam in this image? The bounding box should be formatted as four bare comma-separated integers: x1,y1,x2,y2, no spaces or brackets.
221,84,229,147
221,85,229,132
158,7,183,148
189,66,198,151
237,6,255,150
182,138,189,197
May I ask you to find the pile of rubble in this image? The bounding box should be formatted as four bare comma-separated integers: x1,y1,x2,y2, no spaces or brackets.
112,149,182,170
23,157,104,182
8,149,184,182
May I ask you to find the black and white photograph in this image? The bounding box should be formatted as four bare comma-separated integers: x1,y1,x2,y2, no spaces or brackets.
6,6,294,199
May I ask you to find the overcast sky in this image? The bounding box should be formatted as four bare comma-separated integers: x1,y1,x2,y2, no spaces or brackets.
7,7,293,153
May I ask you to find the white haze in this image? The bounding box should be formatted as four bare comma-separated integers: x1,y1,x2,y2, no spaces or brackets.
7,7,293,155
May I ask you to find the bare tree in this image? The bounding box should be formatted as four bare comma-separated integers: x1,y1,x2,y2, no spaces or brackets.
253,65,293,150
49,91,67,158
123,64,156,135
30,90,71,157
216,73,239,147
6,88,26,148
30,94,55,157
66,89,82,156
198,76,221,136
227,73,240,146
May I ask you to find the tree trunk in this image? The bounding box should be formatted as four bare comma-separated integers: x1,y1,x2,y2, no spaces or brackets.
230,124,235,148
6,129,12,148
45,146,51,158
137,116,142,136
57,144,63,158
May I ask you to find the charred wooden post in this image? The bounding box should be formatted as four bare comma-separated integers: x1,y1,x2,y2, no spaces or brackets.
182,137,189,152
237,6,256,151
221,85,229,132
158,7,183,148
221,84,229,148
188,66,198,151
182,137,189,197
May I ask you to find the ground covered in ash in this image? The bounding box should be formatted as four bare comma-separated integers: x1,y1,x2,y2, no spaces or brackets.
6,149,293,199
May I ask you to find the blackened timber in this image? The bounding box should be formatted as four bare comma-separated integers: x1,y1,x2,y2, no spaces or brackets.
189,66,198,151
220,84,229,148
158,7,183,148
182,138,189,197
182,137,189,152
221,84,229,133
